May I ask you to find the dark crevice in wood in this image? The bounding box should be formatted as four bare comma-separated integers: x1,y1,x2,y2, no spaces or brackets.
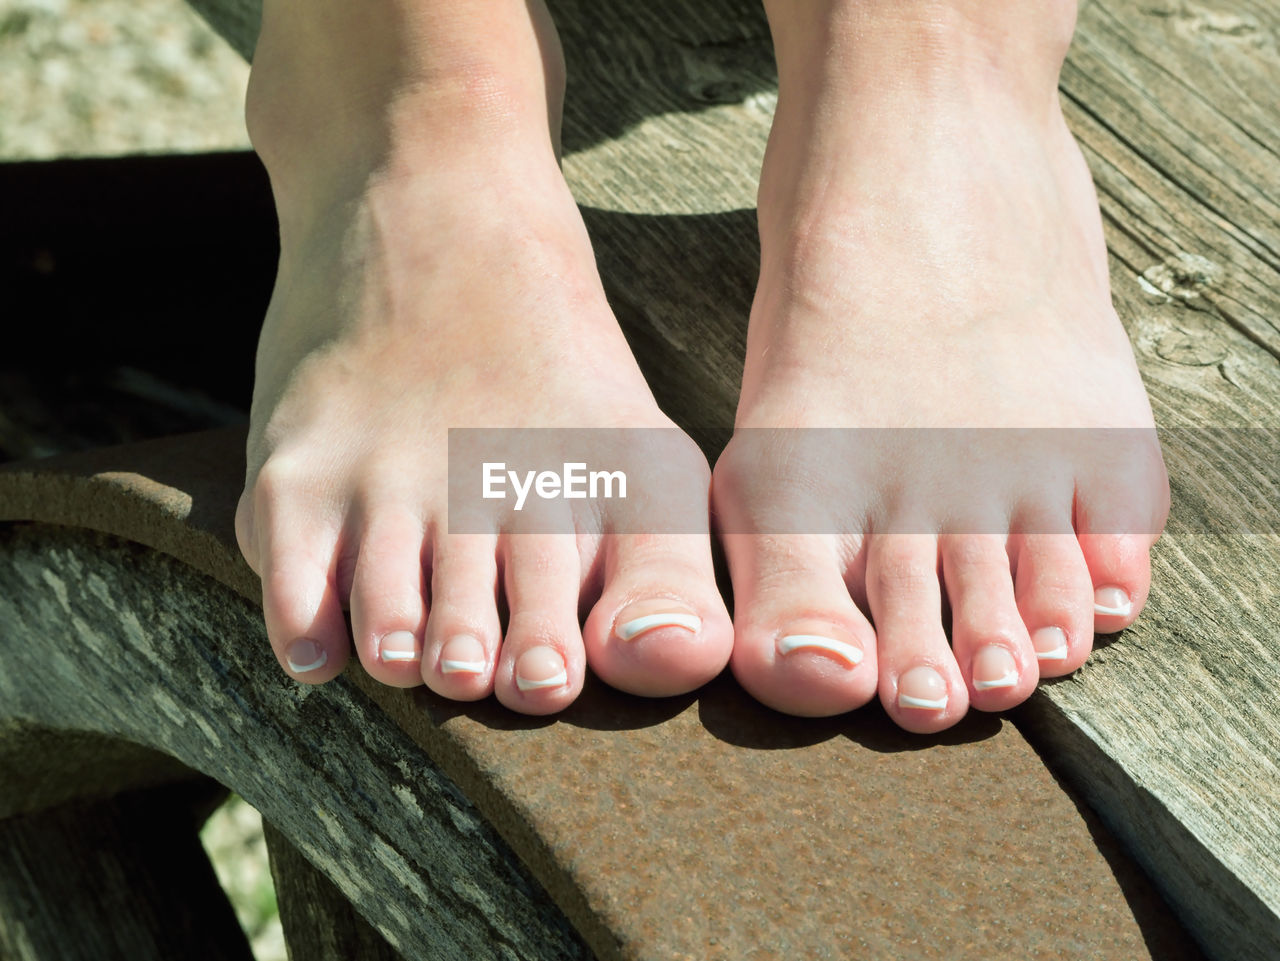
0,781,252,961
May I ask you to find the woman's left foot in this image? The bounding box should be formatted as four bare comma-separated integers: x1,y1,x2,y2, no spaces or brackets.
715,0,1169,730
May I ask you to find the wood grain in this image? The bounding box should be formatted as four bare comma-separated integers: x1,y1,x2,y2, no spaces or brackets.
263,821,408,961
0,524,589,961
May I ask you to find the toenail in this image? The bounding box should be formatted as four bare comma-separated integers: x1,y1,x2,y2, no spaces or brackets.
515,645,568,692
1094,586,1132,617
440,634,487,675
379,631,420,663
777,634,863,667
615,607,702,641
897,665,948,710
286,638,328,674
1032,626,1069,661
971,645,1018,690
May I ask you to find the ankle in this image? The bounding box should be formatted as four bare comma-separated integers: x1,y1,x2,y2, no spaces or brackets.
246,0,565,208
764,0,1077,102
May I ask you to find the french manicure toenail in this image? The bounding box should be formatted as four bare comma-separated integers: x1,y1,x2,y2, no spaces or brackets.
972,645,1018,690
379,631,420,663
439,634,486,675
616,611,702,641
286,639,327,674
897,665,949,711
777,634,864,667
1032,626,1069,661
1093,586,1132,617
515,645,567,692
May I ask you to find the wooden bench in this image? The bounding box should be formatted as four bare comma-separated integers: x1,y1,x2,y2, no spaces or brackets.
2,0,1277,957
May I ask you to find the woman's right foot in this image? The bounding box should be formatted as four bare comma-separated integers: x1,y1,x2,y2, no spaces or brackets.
236,0,732,713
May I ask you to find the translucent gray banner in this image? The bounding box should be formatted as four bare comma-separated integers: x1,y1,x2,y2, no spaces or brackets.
446,428,1279,536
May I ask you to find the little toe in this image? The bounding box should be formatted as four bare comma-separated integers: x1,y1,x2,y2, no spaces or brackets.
494,534,585,715
348,508,428,688
941,534,1037,710
1076,531,1151,632
1075,447,1168,632
424,532,502,701
726,533,878,717
867,535,967,732
256,506,349,684
583,535,732,697
1012,530,1094,677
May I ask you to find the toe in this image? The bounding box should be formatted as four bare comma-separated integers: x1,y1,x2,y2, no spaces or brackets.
1077,531,1152,633
1012,531,1094,677
582,534,732,697
1076,437,1168,632
254,496,349,684
867,534,967,733
494,534,585,715
941,534,1037,710
348,507,428,688
424,532,502,701
726,533,877,717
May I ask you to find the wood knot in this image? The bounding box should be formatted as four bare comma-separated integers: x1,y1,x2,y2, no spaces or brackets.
1139,252,1222,306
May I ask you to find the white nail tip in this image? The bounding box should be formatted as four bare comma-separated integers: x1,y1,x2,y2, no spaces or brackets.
287,651,328,674
973,670,1020,691
898,693,949,710
1035,645,1069,661
616,612,702,641
1094,602,1133,617
380,650,421,663
516,669,569,692
777,634,864,666
441,659,487,675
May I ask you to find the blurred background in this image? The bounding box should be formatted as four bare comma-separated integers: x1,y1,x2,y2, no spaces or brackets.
2,0,283,957
0,0,249,160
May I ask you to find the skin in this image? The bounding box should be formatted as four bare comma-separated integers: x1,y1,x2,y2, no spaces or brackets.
237,0,1169,730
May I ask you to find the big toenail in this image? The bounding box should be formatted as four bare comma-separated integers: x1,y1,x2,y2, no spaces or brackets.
379,631,420,663
615,607,702,641
777,634,863,667
440,634,486,675
515,645,567,692
286,638,328,674
897,665,948,710
1094,586,1132,617
972,645,1018,690
1032,626,1069,661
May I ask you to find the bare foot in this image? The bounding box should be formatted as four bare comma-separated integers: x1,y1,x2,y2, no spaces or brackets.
235,0,731,714
715,0,1169,729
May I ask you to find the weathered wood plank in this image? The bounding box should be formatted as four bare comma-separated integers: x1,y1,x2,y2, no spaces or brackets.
263,821,407,961
0,782,253,961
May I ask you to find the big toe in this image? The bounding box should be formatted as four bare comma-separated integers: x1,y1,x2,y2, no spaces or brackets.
724,533,878,717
